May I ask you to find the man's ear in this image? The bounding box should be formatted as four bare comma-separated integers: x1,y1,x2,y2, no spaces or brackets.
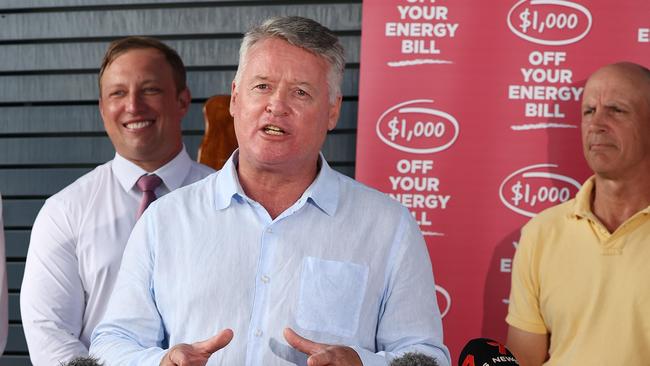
229,81,238,117
98,96,106,124
327,95,342,131
178,88,191,115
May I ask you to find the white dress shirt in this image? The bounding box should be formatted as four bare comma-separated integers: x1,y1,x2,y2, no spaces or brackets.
90,153,451,366
0,194,8,354
20,148,214,366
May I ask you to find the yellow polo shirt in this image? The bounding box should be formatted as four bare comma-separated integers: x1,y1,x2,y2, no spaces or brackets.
507,176,650,365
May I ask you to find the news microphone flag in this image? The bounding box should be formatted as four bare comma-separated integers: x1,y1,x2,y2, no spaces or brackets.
458,338,518,366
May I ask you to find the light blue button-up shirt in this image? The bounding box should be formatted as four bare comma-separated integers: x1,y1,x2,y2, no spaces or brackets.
90,153,450,366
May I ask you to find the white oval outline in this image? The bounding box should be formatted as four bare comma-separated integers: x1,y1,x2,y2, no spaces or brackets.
498,163,582,218
506,0,593,46
435,284,451,318
375,99,460,154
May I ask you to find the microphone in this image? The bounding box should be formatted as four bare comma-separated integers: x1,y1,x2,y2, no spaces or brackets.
391,352,439,366
63,356,104,366
458,338,518,366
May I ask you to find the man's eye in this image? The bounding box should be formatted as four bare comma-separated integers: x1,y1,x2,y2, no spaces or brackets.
109,90,126,97
254,84,269,90
143,87,161,94
582,108,594,116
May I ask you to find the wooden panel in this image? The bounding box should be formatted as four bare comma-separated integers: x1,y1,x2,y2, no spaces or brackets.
336,101,358,130
0,100,357,134
331,165,354,178
0,4,361,41
4,230,29,259
0,136,200,165
0,168,91,196
322,133,357,163
0,355,30,366
8,293,19,323
2,200,43,228
5,324,27,353
0,36,359,72
0,0,262,10
0,68,358,103
0,106,105,134
7,262,24,292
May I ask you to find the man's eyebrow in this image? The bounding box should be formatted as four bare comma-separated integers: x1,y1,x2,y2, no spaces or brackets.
102,78,161,87
604,98,632,107
250,75,271,82
294,81,314,89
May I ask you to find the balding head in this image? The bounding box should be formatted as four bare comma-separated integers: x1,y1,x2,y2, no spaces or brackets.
581,62,650,179
585,62,650,102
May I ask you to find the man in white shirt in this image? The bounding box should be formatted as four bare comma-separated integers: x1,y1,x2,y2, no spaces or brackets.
90,17,450,366
0,194,8,355
20,37,214,366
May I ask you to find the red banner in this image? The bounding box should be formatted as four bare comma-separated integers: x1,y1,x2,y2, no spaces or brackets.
356,0,649,360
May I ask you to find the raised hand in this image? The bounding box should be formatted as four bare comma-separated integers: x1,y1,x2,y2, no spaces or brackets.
160,329,234,366
284,327,362,366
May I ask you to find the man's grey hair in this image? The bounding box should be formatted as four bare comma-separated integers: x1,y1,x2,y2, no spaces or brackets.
234,16,345,103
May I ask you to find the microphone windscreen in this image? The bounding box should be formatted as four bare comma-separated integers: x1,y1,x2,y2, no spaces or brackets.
391,352,439,366
458,338,518,366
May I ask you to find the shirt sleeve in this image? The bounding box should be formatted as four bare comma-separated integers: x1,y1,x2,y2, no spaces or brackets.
0,195,9,354
354,209,451,366
89,212,168,366
20,199,88,365
506,223,548,334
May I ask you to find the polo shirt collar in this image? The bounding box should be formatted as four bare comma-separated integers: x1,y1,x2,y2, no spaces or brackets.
571,175,595,219
571,175,650,219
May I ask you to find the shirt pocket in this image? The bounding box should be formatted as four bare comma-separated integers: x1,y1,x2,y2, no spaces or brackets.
296,256,369,338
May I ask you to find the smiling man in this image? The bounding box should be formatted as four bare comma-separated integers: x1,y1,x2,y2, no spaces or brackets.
90,16,450,366
506,62,650,365
20,37,214,366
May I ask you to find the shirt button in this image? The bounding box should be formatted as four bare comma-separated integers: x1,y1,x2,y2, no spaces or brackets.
266,227,273,233
261,275,270,284
254,329,263,337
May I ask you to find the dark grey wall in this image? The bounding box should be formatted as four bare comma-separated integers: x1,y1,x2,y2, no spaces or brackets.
0,1,361,364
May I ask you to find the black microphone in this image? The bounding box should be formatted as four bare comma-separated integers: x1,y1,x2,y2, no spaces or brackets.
458,338,518,366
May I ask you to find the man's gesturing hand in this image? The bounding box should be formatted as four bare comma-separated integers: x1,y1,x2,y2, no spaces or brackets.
284,328,362,366
160,329,233,366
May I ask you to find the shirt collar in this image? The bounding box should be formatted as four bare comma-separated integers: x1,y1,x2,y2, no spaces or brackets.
112,146,192,192
303,154,339,216
571,175,595,219
214,151,245,210
214,151,340,216
571,175,650,218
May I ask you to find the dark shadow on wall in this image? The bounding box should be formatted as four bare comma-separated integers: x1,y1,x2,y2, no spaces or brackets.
545,78,591,186
481,229,519,343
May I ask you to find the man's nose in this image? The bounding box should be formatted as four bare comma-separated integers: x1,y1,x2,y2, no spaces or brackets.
586,109,609,133
125,92,146,114
265,91,290,117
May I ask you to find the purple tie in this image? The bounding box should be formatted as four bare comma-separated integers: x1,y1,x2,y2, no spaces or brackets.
136,174,162,219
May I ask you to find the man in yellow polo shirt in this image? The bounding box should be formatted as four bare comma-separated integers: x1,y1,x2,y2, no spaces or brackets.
505,62,650,365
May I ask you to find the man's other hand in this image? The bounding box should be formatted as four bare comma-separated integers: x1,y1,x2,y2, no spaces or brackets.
160,329,233,366
284,327,362,366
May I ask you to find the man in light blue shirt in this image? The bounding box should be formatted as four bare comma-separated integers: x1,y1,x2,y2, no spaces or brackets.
90,16,450,366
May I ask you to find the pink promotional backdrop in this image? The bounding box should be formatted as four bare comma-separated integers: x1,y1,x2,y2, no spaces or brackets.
355,0,649,360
